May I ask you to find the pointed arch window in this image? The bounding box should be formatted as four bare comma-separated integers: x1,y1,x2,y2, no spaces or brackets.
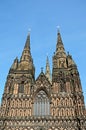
34,90,50,116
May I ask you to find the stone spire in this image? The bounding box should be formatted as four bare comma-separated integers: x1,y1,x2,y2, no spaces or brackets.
19,33,35,75
45,56,51,83
52,30,67,82
24,32,30,49
56,30,66,57
20,33,31,62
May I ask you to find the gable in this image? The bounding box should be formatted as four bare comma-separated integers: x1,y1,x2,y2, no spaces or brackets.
34,72,51,94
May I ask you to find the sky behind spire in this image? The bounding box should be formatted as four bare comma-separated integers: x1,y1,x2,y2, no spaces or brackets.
0,0,86,105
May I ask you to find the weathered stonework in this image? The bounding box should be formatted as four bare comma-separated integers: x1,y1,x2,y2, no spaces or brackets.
0,31,86,130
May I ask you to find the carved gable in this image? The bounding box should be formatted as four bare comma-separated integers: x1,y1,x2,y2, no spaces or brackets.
34,72,51,94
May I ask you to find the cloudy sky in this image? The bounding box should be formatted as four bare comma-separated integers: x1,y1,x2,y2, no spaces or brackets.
0,0,86,105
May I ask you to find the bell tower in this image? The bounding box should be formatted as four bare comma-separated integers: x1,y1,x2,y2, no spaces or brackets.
51,30,85,122
0,33,35,122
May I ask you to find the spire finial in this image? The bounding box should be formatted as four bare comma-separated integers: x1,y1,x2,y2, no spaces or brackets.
28,28,31,36
56,25,63,44
55,27,66,56
57,25,60,33
41,67,43,73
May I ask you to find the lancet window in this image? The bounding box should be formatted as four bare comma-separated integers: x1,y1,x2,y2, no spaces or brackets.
18,81,24,93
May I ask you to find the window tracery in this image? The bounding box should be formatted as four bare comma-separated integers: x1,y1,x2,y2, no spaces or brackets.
34,90,50,116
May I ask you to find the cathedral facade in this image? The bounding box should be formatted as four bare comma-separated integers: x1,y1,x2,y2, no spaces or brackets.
0,31,86,130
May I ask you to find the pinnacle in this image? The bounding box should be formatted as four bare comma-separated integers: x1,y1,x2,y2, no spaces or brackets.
45,56,51,83
10,57,18,70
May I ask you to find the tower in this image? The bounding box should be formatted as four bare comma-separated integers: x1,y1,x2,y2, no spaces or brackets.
0,30,86,130
52,30,86,129
0,33,35,129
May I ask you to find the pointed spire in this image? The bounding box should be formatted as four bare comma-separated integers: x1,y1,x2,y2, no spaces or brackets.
19,32,35,74
57,30,63,45
16,32,35,81
56,29,66,57
45,56,52,83
24,32,30,50
20,32,31,62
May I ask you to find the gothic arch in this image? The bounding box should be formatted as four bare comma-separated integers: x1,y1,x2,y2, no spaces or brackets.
56,98,60,106
69,98,73,106
33,89,50,116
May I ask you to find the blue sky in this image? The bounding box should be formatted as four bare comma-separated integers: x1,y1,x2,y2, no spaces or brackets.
0,0,86,105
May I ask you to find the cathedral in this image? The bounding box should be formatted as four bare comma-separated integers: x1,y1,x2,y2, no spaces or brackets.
0,30,86,130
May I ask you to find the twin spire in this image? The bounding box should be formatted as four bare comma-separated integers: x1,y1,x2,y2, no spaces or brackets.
23,28,65,60
10,29,71,80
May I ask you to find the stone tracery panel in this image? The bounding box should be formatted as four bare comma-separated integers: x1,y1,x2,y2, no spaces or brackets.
34,90,50,116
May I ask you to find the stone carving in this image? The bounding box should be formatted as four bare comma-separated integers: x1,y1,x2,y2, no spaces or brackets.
0,31,86,130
